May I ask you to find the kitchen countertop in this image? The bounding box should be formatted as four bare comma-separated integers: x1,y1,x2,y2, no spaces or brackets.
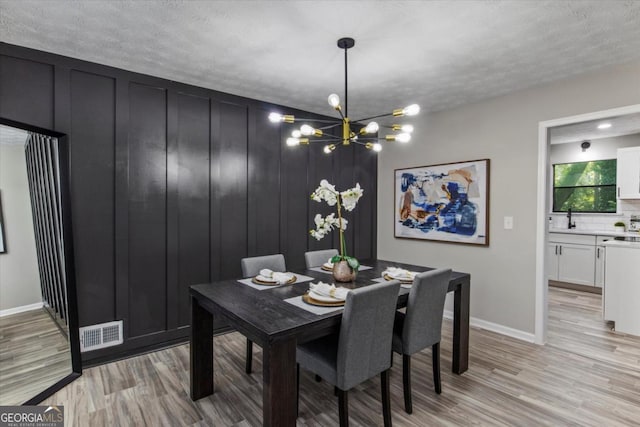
602,239,640,249
549,228,640,238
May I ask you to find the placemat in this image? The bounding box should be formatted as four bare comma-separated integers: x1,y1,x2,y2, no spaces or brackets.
237,274,315,291
308,265,373,274
284,295,344,315
371,277,412,289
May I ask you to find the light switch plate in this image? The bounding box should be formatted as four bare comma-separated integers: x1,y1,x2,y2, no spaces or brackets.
504,216,514,229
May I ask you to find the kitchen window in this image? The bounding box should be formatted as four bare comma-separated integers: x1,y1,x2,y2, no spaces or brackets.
553,159,617,213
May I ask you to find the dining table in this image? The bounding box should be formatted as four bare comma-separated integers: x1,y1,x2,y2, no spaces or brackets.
189,259,470,427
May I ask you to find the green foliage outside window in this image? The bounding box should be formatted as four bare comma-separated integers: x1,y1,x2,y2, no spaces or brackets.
553,159,617,213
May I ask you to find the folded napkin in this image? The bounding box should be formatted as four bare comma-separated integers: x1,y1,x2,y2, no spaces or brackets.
258,269,293,284
309,281,349,301
323,258,334,267
383,267,418,280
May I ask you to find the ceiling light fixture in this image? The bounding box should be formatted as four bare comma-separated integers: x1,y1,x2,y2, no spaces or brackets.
597,122,612,129
268,37,420,154
581,140,591,152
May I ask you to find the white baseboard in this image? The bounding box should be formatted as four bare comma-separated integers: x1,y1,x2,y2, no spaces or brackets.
443,309,536,343
0,302,44,317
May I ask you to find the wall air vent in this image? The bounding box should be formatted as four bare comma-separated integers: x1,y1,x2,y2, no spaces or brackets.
79,320,123,352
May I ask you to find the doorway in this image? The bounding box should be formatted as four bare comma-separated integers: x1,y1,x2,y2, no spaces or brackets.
535,104,640,348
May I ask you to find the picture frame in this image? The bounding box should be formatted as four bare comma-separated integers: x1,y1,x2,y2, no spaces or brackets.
394,159,490,246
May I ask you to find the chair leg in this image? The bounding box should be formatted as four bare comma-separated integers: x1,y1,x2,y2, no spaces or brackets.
337,389,349,427
296,364,300,418
432,342,442,394
245,339,253,374
402,354,413,414
381,369,392,427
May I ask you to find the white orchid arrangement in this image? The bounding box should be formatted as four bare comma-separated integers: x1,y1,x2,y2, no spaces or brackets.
310,180,364,271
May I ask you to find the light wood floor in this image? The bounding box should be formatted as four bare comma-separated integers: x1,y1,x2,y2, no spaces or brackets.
44,287,640,426
0,308,72,405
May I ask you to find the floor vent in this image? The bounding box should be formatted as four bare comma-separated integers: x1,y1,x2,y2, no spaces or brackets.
79,320,123,352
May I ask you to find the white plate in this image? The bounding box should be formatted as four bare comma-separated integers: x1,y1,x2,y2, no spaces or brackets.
309,291,344,303
322,262,333,269
255,275,277,283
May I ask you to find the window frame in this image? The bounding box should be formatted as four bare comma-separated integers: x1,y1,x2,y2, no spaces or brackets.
552,158,617,213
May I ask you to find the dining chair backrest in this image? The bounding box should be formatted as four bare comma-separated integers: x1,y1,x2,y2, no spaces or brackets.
401,268,452,355
240,254,286,278
336,280,401,391
304,249,339,268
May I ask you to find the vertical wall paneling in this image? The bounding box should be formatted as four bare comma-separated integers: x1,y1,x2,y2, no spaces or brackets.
114,78,130,337
166,90,179,331
334,144,356,260
247,106,281,257
127,82,168,337
307,142,335,254
353,148,377,260
0,44,377,363
0,55,54,128
176,93,211,327
213,101,248,279
280,123,309,269
70,70,116,326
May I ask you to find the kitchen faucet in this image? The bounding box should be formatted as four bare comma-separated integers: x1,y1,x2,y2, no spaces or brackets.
567,208,576,229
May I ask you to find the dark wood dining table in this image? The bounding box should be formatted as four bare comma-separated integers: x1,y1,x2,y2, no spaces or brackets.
189,259,470,427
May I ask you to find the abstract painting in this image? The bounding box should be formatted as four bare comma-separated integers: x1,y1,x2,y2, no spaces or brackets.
394,159,490,246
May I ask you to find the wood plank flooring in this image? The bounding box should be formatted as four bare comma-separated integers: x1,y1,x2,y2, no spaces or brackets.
43,287,640,426
0,308,72,405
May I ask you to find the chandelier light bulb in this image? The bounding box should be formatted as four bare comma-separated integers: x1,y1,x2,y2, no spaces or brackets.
269,112,283,123
401,124,414,133
291,129,302,138
396,133,411,143
300,124,315,136
373,143,382,152
323,144,337,154
286,137,300,146
365,121,379,134
402,104,420,116
328,93,341,108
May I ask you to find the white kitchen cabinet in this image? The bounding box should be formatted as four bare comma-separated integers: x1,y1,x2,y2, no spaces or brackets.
617,146,640,199
594,236,609,288
603,241,640,336
548,233,596,286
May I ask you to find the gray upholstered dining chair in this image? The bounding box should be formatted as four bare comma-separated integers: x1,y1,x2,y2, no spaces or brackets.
304,249,339,268
240,254,287,374
392,268,451,414
296,280,401,427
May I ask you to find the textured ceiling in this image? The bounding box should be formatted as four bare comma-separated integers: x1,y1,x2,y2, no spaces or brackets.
549,112,640,144
1,0,640,119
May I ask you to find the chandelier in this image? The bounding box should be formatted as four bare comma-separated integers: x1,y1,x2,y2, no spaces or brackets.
268,37,420,154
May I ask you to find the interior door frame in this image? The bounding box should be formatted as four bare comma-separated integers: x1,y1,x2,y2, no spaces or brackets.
534,103,640,345
0,117,82,404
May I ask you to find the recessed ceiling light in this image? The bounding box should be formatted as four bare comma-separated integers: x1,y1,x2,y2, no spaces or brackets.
597,122,612,129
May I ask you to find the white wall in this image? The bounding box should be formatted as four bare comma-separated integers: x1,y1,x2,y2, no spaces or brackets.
377,60,640,335
550,133,640,164
0,143,42,312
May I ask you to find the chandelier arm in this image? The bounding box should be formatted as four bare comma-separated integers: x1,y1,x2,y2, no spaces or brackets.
351,112,394,123
307,137,342,143
309,139,341,145
294,117,343,124
318,122,343,131
317,131,343,140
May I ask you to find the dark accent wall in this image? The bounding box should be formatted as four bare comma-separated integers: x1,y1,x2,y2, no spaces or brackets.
0,43,378,364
